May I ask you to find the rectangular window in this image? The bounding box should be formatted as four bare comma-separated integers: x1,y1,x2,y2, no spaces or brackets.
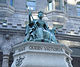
48,1,53,11
77,7,80,16
0,0,6,3
27,1,36,10
55,0,61,10
10,0,13,6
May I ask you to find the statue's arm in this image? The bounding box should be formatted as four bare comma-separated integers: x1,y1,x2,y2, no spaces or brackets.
29,12,32,24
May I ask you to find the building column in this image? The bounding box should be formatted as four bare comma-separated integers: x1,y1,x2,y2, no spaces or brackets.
2,46,11,67
52,0,55,10
2,55,9,67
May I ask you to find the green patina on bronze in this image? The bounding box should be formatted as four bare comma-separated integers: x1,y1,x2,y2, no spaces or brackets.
24,11,58,43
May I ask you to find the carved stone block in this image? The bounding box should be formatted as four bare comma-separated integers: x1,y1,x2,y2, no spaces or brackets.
11,42,73,67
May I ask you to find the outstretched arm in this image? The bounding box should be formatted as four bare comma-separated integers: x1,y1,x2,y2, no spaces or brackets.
29,11,32,24
29,11,34,24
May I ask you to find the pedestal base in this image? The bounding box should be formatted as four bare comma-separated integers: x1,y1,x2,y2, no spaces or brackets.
11,42,73,67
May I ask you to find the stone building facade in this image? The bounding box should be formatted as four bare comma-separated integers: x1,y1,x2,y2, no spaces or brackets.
0,0,80,67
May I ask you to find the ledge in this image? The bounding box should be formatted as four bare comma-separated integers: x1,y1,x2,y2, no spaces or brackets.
56,33,80,42
0,4,15,17
0,25,80,42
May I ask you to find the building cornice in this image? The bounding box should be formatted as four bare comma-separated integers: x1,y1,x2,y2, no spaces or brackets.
56,33,80,42
0,25,80,42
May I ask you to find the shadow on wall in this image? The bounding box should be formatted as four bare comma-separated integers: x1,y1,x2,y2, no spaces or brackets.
72,57,80,67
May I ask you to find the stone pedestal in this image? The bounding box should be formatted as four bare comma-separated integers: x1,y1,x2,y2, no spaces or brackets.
11,42,73,67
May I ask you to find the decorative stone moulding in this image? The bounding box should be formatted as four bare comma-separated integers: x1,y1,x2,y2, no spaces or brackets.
0,4,15,17
11,42,73,67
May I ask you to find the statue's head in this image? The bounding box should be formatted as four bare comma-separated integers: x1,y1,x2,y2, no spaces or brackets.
38,11,43,19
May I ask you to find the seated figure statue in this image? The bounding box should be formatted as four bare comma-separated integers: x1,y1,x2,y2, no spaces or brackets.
35,11,49,40
24,11,58,44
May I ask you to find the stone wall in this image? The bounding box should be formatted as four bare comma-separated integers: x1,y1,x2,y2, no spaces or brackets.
36,0,48,12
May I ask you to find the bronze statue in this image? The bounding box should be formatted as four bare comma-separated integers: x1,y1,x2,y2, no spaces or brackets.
24,11,58,43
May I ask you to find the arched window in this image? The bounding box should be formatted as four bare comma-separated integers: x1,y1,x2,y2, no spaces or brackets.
47,0,53,11
77,2,80,16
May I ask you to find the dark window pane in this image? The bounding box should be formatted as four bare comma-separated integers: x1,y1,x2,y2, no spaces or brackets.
0,52,3,67
72,57,80,67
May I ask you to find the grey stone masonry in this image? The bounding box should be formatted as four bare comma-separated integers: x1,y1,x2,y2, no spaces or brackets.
67,0,77,16
36,0,48,12
58,16,80,36
14,0,26,11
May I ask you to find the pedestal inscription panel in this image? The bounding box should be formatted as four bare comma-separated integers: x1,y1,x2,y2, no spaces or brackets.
11,42,73,67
